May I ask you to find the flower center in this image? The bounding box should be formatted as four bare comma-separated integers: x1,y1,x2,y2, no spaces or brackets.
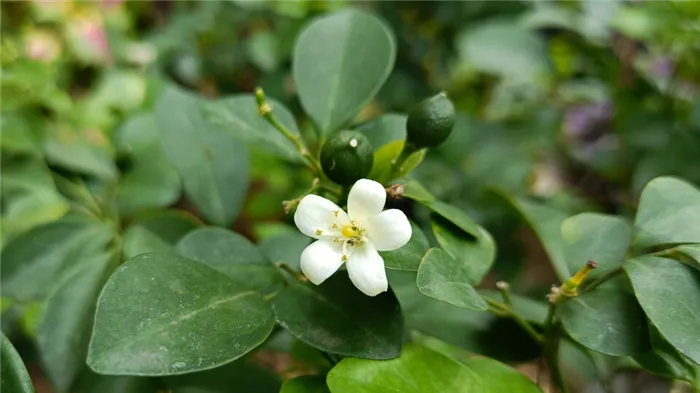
341,224,361,238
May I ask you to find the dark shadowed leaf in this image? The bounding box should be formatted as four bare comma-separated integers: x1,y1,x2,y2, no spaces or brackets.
273,272,403,360
280,376,329,393
165,358,281,393
1,332,35,393
381,221,428,271
123,211,202,259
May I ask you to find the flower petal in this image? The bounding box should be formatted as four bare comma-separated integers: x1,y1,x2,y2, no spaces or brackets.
347,179,386,221
294,194,350,239
346,242,388,296
300,240,345,285
365,209,412,251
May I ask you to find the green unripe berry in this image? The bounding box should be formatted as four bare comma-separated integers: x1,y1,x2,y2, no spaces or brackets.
406,92,456,148
321,131,374,185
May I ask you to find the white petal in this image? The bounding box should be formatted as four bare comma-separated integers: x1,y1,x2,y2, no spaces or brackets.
300,240,345,285
294,194,350,239
347,179,386,222
365,209,412,251
346,242,388,296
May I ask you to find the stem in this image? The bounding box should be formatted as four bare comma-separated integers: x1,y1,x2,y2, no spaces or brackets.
542,303,569,393
484,297,543,343
256,87,322,175
581,266,623,293
276,262,307,283
389,142,419,179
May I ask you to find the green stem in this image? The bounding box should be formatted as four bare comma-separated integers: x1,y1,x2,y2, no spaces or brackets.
276,262,307,283
485,297,543,343
542,303,569,393
389,142,419,179
256,87,322,175
581,266,623,293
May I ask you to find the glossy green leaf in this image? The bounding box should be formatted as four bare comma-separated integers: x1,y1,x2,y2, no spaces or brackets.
123,211,202,259
327,343,482,393
37,252,115,393
381,221,428,271
273,272,403,360
669,243,700,270
1,332,35,393
503,196,570,280
175,227,284,293
115,113,181,215
415,334,544,393
87,253,275,375
368,140,425,184
625,256,700,364
204,95,303,163
258,232,310,272
281,376,329,393
354,113,406,151
430,215,494,285
165,358,281,393
633,177,700,249
558,288,650,356
293,9,396,134
1,217,114,301
561,213,632,278
634,327,699,383
400,182,495,283
155,85,249,226
417,248,488,311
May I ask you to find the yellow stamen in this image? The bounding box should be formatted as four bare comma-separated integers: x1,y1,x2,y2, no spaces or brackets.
341,225,360,238
315,229,323,236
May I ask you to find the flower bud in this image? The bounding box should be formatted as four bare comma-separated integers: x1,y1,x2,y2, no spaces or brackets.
406,92,456,148
320,131,373,185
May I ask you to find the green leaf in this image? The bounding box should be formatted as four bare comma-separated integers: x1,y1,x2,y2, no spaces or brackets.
456,19,550,81
381,221,428,271
561,213,632,278
1,332,35,393
123,211,202,259
293,9,396,135
327,343,483,393
258,232,310,272
1,217,114,301
37,252,116,393
165,358,281,393
115,113,181,215
281,376,329,393
354,113,406,152
417,248,488,311
175,227,284,294
634,327,699,383
368,140,425,184
502,196,570,280
400,182,495,283
430,214,495,285
44,128,117,179
414,334,544,393
204,95,303,163
625,256,700,364
668,243,700,270
155,85,250,226
87,253,275,375
558,288,650,356
272,272,403,359
634,177,700,249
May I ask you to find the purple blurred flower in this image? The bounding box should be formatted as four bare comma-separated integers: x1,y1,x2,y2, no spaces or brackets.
563,102,613,138
650,56,675,79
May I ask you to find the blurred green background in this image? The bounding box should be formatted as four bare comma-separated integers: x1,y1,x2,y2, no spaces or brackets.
2,1,700,391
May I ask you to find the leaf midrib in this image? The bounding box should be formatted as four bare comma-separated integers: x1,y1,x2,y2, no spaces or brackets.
90,290,257,367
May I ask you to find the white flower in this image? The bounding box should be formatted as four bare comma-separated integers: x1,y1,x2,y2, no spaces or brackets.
294,179,412,296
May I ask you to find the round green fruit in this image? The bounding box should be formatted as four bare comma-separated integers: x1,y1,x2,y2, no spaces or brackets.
406,92,456,148
321,131,374,185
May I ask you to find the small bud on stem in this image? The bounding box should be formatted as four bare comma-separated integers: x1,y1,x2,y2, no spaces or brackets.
549,260,599,303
